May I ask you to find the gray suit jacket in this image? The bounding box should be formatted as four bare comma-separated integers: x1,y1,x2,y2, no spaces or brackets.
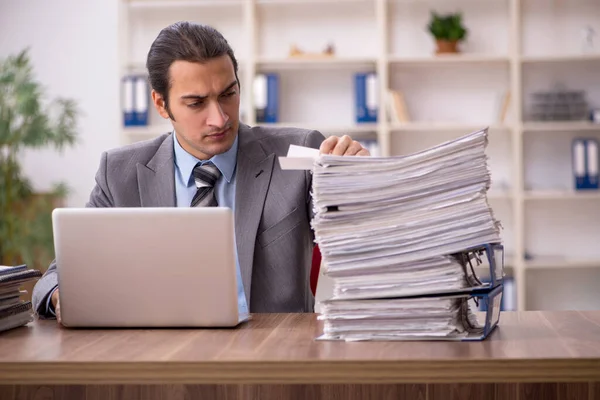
32,123,325,317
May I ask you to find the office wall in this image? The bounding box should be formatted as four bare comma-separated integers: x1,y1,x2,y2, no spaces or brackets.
0,0,121,207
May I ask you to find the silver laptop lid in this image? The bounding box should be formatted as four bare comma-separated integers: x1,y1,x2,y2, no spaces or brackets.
53,207,243,328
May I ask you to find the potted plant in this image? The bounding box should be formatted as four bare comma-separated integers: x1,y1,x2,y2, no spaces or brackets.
0,49,79,270
427,11,468,54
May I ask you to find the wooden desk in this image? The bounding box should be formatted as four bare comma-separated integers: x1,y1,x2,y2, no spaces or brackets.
1,311,599,400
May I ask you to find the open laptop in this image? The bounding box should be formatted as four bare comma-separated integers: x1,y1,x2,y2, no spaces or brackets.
52,207,248,328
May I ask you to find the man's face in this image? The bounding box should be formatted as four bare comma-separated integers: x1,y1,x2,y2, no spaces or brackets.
152,55,240,160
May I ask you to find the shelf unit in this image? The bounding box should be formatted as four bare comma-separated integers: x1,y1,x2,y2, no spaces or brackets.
525,190,600,201
523,121,600,133
389,123,511,132
525,257,600,270
521,54,600,64
119,0,600,311
388,54,510,65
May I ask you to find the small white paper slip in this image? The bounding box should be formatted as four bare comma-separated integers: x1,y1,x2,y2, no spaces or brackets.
278,144,320,170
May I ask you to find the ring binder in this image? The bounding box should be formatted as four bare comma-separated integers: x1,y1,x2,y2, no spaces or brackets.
317,285,503,341
0,264,41,333
452,242,504,290
311,129,504,341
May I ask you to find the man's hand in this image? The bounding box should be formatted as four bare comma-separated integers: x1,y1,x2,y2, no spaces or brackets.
51,289,62,325
319,135,370,156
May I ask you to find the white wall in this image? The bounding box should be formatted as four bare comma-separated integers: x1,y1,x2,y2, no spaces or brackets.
0,0,121,207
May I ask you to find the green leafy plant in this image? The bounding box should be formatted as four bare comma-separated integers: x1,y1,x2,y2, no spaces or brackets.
0,49,78,268
427,11,468,42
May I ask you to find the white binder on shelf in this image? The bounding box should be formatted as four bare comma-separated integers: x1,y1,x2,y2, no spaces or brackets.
122,76,135,127
586,138,599,189
572,138,599,190
134,76,149,126
122,75,149,127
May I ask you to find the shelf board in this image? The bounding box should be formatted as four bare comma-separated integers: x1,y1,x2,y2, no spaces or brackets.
122,63,147,74
523,121,600,132
521,54,600,64
128,0,244,8
123,126,172,140
256,123,378,136
487,191,512,200
524,190,600,200
390,122,510,132
125,124,377,138
124,124,377,145
525,257,600,269
388,54,510,66
124,60,246,74
256,57,377,70
257,0,370,4
474,256,515,276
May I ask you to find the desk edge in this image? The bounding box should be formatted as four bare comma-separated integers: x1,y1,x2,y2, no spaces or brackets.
1,359,600,384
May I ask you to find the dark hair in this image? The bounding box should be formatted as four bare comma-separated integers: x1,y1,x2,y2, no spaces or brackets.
146,21,239,120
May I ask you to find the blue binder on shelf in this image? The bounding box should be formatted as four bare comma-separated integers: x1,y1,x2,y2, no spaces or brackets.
586,138,599,189
573,138,599,190
354,72,378,123
134,75,149,126
122,76,135,127
122,75,149,127
254,73,279,123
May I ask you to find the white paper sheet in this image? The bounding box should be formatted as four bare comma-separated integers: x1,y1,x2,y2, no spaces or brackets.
278,144,320,170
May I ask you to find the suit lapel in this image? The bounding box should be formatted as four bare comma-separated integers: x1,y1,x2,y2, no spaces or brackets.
235,124,275,305
137,134,176,207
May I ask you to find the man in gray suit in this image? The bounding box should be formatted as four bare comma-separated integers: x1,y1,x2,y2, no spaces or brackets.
32,21,370,323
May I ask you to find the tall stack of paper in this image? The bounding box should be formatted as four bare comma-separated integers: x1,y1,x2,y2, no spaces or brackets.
0,265,42,333
311,128,504,341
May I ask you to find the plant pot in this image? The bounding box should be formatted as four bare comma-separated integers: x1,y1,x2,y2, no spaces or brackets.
435,39,459,54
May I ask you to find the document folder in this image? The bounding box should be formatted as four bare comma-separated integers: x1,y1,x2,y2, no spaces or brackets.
573,138,599,190
317,284,503,342
0,264,27,276
322,242,505,302
586,138,599,189
465,284,503,341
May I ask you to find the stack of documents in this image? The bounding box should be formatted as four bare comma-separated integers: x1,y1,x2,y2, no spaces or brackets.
319,285,502,341
0,264,42,333
309,128,504,341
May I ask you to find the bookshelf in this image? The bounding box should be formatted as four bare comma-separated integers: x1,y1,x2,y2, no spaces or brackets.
521,54,600,64
118,0,600,312
525,190,600,201
523,121,600,133
388,54,510,65
256,57,377,69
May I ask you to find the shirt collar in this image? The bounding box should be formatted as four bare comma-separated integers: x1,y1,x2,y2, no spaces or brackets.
173,130,238,184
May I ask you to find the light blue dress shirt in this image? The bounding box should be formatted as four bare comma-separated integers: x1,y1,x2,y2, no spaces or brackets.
173,132,249,315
